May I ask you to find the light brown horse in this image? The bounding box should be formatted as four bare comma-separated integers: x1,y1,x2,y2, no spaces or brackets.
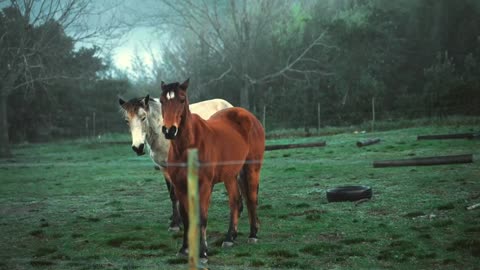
159,79,265,261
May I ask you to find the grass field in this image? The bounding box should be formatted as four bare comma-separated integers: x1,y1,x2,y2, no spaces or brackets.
1,123,479,269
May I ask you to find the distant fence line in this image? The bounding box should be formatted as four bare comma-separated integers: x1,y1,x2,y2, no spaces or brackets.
100,103,480,135
8,102,479,143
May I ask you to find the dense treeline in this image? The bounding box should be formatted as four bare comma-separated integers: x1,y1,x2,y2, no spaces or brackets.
136,0,480,130
0,2,129,152
1,0,480,155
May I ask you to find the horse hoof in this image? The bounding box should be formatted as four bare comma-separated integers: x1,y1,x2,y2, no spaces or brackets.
168,226,180,232
222,241,234,248
199,257,208,264
176,248,188,257
247,237,258,244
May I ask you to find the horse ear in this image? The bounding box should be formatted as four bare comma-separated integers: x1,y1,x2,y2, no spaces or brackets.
180,78,189,90
141,95,150,110
119,98,126,107
161,81,166,91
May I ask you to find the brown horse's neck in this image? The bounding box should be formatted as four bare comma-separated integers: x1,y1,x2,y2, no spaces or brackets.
170,101,195,158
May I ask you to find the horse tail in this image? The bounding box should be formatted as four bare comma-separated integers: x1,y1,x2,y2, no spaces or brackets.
238,108,264,240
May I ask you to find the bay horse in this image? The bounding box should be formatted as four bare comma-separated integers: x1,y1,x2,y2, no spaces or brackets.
159,79,265,261
119,96,233,231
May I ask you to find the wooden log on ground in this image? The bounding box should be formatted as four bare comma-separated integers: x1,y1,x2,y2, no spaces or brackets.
356,138,381,147
265,141,326,151
373,154,473,168
417,133,478,140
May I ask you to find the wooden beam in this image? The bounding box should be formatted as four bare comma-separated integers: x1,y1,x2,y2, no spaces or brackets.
356,138,381,147
417,133,478,140
265,141,326,151
373,154,473,168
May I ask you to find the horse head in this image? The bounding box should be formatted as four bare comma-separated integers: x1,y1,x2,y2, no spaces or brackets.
119,95,151,155
159,78,189,140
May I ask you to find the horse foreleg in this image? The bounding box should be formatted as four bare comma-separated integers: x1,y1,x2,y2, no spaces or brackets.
176,192,189,257
198,182,213,262
163,172,181,231
222,177,242,247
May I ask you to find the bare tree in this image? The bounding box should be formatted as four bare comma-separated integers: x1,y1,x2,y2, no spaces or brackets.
0,0,126,157
140,0,332,109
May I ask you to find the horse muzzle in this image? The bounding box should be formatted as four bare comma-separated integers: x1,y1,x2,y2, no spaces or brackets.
132,143,145,156
162,125,178,140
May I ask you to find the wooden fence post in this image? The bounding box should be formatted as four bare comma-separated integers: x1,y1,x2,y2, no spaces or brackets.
92,112,96,138
317,102,321,132
262,105,266,131
371,97,375,133
85,117,89,139
187,149,200,269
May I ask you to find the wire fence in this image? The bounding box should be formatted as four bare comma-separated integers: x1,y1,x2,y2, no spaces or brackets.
7,101,480,143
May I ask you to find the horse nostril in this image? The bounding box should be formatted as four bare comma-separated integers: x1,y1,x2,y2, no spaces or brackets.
170,126,177,137
132,145,145,155
163,126,178,139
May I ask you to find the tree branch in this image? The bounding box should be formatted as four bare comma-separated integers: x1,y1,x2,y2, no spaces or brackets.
247,32,334,84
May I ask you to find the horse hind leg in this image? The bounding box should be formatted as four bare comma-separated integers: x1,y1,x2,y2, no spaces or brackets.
222,176,242,247
237,174,244,218
238,164,261,243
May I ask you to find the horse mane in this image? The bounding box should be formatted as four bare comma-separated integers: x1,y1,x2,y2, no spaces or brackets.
120,96,160,115
162,82,180,91
121,97,145,111
147,98,162,121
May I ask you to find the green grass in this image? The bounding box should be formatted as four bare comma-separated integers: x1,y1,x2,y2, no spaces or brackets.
1,123,480,269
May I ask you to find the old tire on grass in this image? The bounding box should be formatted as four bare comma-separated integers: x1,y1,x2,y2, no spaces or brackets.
326,186,372,202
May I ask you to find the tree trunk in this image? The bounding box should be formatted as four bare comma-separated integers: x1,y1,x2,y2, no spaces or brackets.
0,93,11,158
240,80,250,110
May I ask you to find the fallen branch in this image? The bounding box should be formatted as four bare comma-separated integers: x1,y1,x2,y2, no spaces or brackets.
265,141,326,151
466,203,480,210
373,154,473,168
356,138,381,147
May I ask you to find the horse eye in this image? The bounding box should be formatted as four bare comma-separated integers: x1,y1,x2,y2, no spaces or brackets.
125,120,129,124
141,117,146,122
180,99,185,104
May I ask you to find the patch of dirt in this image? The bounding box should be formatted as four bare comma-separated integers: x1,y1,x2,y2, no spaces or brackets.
266,249,298,258
30,260,54,267
447,239,480,257
0,202,45,216
106,236,145,248
280,209,326,218
368,208,391,216
314,232,344,242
